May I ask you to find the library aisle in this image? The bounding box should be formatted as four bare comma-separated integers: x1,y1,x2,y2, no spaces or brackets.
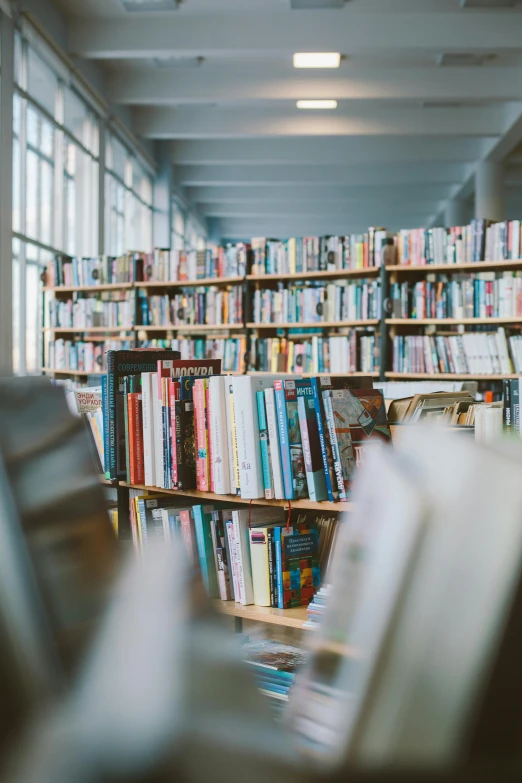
2,2,522,783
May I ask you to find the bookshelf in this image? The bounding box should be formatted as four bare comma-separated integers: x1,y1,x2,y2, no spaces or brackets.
386,317,522,326
386,372,519,381
135,275,245,288
43,326,134,333
247,268,380,282
136,324,245,332
247,320,380,330
386,259,522,274
214,600,309,630
42,367,105,377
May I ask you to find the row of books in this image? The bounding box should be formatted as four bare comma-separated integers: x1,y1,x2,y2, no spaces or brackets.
46,338,134,373
102,351,391,504
392,329,514,375
253,281,381,325
136,287,244,327
503,379,522,434
136,337,247,374
47,292,135,329
141,245,248,282
390,273,522,320
250,230,387,276
396,220,491,266
242,640,308,719
128,487,323,610
250,333,378,375
45,252,141,287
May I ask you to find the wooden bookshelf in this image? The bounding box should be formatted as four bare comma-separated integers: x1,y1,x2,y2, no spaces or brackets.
44,283,133,293
247,268,380,282
42,326,134,333
386,260,522,274
135,323,245,333
135,276,244,288
214,600,310,630
247,320,380,330
119,482,353,512
385,372,518,380
42,367,104,376
247,370,380,378
386,317,522,326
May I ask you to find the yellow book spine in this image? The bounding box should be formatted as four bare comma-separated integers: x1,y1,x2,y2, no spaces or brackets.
289,237,296,275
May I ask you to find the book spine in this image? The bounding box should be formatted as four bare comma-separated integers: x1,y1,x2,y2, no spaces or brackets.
106,352,117,479
503,378,512,432
511,379,520,435
267,527,275,607
177,400,197,490
273,525,283,610
232,377,264,499
256,390,274,500
162,378,169,489
153,374,164,488
264,387,284,500
249,527,271,607
128,393,137,484
192,505,219,598
168,380,178,489
193,379,209,491
310,378,335,502
179,509,198,569
274,380,294,499
142,373,155,486
102,373,110,478
232,510,254,605
322,390,347,501
206,385,214,493
229,384,241,493
225,519,240,602
209,377,231,495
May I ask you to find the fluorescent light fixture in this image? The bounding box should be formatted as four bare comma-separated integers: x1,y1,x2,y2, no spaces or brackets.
297,99,338,109
293,52,341,69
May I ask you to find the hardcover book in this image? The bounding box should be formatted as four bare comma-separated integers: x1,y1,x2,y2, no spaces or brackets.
296,381,328,502
329,388,391,472
278,520,320,609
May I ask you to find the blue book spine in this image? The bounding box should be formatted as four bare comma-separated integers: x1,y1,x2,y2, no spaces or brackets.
192,505,219,598
256,390,273,499
310,378,334,502
106,352,117,480
274,525,283,610
274,382,294,499
101,373,110,478
256,679,291,696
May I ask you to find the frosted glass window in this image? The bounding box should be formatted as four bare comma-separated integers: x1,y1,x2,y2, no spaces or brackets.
27,46,58,117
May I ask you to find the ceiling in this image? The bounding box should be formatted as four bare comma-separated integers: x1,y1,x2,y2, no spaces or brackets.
47,0,522,240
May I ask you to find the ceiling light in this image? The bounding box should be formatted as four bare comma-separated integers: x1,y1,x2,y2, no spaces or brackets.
120,0,178,11
297,100,338,109
293,52,341,68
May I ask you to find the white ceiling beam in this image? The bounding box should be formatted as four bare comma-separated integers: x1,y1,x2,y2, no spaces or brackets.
200,204,442,219
176,162,470,187
109,66,522,105
172,138,487,166
186,184,458,203
135,106,503,139
217,216,433,240
69,11,522,59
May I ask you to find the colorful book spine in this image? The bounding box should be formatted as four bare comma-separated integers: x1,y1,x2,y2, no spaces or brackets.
274,379,294,499
267,527,276,608
256,390,274,500
128,392,144,485
179,509,198,569
297,393,328,502
264,387,284,500
192,504,219,598
273,524,284,609
322,390,347,501
168,379,178,488
206,385,214,493
102,373,109,477
309,377,336,502
193,378,210,491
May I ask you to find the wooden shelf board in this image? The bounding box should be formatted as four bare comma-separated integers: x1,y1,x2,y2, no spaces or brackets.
247,370,379,378
44,283,133,293
135,323,244,332
213,600,309,629
247,320,379,330
386,260,522,274
385,372,518,380
42,367,104,376
119,482,352,512
247,268,380,282
385,317,522,326
135,276,244,288
43,326,134,332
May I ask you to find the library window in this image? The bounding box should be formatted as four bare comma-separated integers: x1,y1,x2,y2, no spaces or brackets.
172,201,185,251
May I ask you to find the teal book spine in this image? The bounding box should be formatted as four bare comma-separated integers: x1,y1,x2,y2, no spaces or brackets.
256,390,274,500
192,505,220,598
274,380,293,499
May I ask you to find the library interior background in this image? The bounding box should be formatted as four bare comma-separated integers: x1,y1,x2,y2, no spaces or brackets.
3,1,522,781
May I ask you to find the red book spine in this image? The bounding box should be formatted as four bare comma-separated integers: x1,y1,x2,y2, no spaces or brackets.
194,379,209,491
206,385,214,493
128,393,144,485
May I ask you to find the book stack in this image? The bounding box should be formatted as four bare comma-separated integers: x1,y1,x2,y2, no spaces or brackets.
48,290,135,329
45,252,141,286
242,640,308,719
303,585,331,630
253,280,381,324
250,231,386,276
392,329,514,375
250,332,378,375
46,338,134,373
137,285,244,327
390,272,522,320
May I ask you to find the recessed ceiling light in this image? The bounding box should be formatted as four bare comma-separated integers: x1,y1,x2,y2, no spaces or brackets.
293,52,341,69
297,100,338,109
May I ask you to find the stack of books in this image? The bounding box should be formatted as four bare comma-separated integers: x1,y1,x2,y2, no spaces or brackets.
137,285,244,327
250,332,378,375
250,231,386,275
392,329,514,375
102,353,391,504
48,290,135,329
242,640,308,719
303,585,331,630
390,272,522,320
253,280,381,324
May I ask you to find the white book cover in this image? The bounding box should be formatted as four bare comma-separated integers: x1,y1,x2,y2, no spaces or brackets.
224,379,237,495
232,507,285,606
496,327,513,374
225,517,242,603
232,375,296,499
152,373,164,488
208,375,231,495
264,387,284,500
141,372,156,486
